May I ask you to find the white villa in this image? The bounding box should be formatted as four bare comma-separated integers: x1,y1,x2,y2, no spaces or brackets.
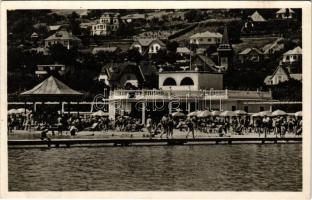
130,38,166,55
91,13,120,36
282,46,302,64
190,31,223,48
276,8,295,19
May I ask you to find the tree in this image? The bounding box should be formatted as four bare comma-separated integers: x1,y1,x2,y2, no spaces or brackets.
184,10,203,23
48,44,78,65
68,12,81,35
126,48,144,63
270,79,302,101
166,41,179,53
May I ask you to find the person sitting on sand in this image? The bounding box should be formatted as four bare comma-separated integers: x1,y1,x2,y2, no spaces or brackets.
69,125,78,136
40,125,51,142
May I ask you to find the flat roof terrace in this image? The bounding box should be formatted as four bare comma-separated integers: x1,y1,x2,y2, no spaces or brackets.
110,89,272,101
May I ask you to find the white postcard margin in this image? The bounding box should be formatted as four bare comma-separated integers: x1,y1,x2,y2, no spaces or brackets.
0,1,311,199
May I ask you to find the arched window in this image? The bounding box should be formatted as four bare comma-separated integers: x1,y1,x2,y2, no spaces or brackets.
180,77,194,85
163,77,177,86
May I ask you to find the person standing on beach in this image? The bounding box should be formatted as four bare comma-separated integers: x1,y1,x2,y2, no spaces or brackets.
186,117,195,139
168,115,174,138
262,116,269,138
160,114,168,139
57,115,63,135
146,115,153,138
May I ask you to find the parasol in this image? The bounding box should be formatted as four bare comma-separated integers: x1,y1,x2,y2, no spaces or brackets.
234,110,248,115
211,111,222,116
197,110,211,118
220,111,237,117
187,111,199,117
91,110,107,117
257,111,272,117
172,111,186,117
295,111,302,117
271,109,287,116
8,109,18,115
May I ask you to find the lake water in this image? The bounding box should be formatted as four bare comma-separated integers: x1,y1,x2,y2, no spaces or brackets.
8,144,302,191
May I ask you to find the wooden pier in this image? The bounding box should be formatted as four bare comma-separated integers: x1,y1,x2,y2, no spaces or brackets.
8,137,302,148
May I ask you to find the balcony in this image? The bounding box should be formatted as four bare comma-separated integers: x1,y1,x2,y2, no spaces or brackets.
110,89,272,101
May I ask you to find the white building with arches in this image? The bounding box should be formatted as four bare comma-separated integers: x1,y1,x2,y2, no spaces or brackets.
159,71,223,91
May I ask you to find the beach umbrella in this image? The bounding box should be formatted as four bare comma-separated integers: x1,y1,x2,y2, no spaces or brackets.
234,110,248,115
92,110,106,117
8,109,18,115
187,111,199,117
211,111,222,116
258,111,272,117
16,108,30,114
220,111,237,117
251,113,259,117
197,110,211,118
272,109,287,116
172,111,185,117
295,111,302,117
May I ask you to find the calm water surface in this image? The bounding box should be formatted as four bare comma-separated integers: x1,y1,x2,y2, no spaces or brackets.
8,144,302,191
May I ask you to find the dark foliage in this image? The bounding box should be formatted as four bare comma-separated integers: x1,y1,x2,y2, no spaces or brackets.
269,79,302,101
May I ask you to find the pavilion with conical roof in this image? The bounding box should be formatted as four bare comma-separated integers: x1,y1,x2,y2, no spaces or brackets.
21,76,83,114
21,76,82,99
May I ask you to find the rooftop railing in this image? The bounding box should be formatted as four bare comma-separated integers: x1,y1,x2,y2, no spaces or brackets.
110,89,272,100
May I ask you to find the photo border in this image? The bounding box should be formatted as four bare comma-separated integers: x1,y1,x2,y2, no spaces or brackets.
0,1,311,199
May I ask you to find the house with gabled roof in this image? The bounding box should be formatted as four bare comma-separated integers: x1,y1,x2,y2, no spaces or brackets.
238,47,263,63
98,61,158,90
276,8,295,19
189,31,222,48
282,46,302,63
44,30,81,49
91,12,121,36
249,11,266,22
264,64,302,86
130,38,166,55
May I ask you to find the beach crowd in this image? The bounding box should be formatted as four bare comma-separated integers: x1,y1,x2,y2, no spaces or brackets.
8,110,302,139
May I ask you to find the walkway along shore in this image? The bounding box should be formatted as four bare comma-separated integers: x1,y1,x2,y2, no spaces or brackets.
8,133,302,148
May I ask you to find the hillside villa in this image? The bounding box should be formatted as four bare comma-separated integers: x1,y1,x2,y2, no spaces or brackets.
276,8,295,19
91,13,120,36
130,38,166,55
238,47,264,63
44,30,81,49
189,31,223,48
264,46,302,85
